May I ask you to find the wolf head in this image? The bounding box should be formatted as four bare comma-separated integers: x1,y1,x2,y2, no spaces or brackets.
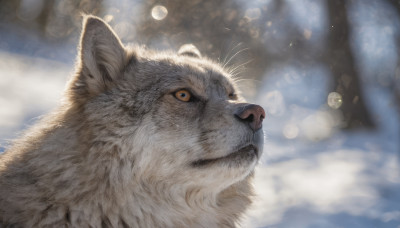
67,16,265,192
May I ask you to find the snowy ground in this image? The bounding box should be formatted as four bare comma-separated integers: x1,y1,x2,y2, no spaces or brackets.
0,47,399,227
0,51,70,148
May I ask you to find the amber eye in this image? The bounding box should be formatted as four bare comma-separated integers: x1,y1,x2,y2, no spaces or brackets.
174,90,192,102
228,93,236,100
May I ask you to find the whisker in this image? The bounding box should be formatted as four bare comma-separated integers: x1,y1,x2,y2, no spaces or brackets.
232,78,262,84
222,42,243,67
228,59,253,77
222,47,250,69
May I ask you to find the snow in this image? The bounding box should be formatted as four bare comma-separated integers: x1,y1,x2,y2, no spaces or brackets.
0,51,70,150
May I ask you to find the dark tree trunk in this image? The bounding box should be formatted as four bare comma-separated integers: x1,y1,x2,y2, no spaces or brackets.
386,0,400,111
325,0,375,129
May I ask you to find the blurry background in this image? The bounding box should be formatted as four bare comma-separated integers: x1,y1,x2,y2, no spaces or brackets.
0,0,399,227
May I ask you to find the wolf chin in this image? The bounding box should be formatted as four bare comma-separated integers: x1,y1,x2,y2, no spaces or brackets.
0,16,265,227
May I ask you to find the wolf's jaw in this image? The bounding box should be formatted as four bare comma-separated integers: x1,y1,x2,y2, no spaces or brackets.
191,144,258,168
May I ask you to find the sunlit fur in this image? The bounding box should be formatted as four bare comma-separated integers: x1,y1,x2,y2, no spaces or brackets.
0,16,263,227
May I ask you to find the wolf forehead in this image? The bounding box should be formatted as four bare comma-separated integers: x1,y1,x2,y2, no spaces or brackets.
123,49,237,97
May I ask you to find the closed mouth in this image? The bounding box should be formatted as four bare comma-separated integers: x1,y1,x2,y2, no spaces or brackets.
191,144,258,167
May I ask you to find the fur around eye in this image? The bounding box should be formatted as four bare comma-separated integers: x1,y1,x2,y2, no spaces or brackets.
174,89,192,102
228,93,237,100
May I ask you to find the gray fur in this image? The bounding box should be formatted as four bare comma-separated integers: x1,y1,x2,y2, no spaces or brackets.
0,15,263,227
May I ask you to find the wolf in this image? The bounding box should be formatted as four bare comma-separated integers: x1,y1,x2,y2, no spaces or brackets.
0,15,265,227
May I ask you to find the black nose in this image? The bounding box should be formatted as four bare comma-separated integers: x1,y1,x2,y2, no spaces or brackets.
235,104,265,132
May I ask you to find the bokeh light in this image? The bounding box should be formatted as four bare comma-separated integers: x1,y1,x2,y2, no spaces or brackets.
151,5,168,21
327,92,343,109
283,123,299,139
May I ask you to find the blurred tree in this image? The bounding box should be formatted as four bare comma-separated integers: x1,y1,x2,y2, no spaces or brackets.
385,0,400,116
325,0,375,129
0,0,103,41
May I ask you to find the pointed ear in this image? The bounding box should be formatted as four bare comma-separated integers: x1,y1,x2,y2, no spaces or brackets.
77,15,127,96
178,44,201,58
